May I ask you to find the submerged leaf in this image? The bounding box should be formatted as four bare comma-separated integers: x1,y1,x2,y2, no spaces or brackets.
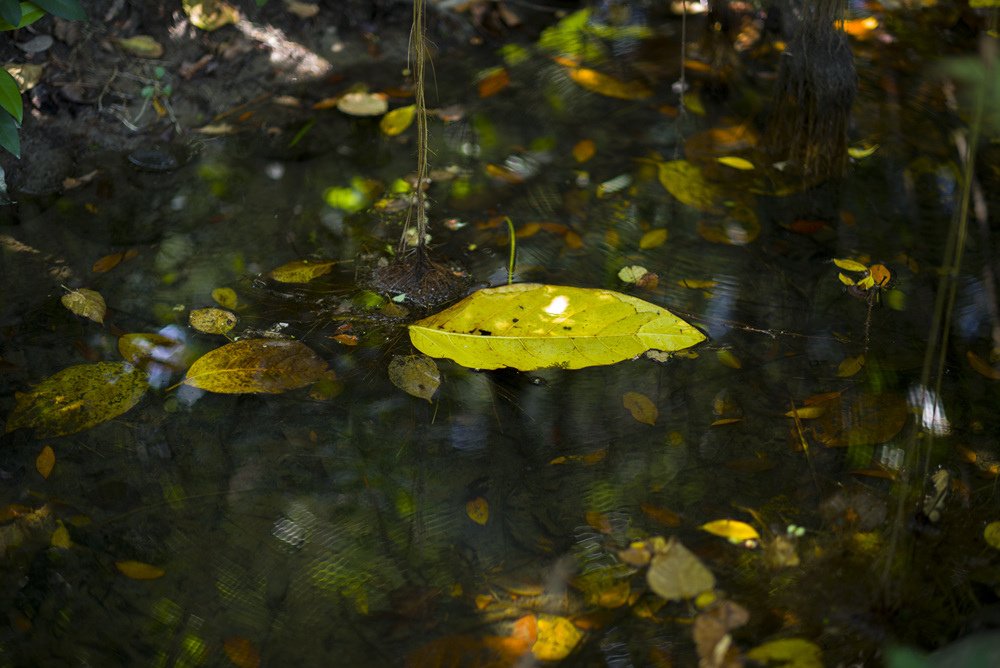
623,391,657,425
566,67,651,100
115,560,165,580
388,355,440,402
409,283,705,371
657,160,724,213
466,497,489,525
61,288,106,324
36,445,55,479
183,339,328,394
380,104,416,136
212,287,238,309
268,259,336,283
223,637,261,668
647,537,716,601
6,362,149,438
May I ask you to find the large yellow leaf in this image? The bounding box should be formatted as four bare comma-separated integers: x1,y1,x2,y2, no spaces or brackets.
408,284,705,371
182,339,328,394
6,362,149,438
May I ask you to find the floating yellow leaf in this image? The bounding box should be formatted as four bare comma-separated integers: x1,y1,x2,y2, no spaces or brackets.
380,104,416,136
409,283,705,371
223,637,261,668
466,497,489,525
51,521,72,549
746,638,823,668
531,615,583,661
700,519,760,544
388,355,440,402
212,287,238,310
618,265,649,284
985,521,1000,550
6,362,149,438
623,391,657,425
115,35,163,58
657,160,724,213
967,351,1000,380
268,259,336,283
639,228,668,250
62,288,106,324
36,445,55,479
182,0,239,31
189,307,237,335
337,91,388,117
572,139,596,163
566,67,652,100
784,406,825,419
647,537,716,601
833,257,868,272
182,339,328,394
717,156,754,170
115,560,165,580
837,354,865,378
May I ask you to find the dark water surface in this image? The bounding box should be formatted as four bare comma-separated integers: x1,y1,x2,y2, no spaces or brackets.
2,6,999,667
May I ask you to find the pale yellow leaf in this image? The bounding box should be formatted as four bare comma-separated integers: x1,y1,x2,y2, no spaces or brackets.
62,288,106,324
657,160,724,213
700,519,760,544
639,228,668,249
408,284,705,371
716,156,754,170
838,272,856,286
623,391,657,425
380,104,416,136
268,259,336,283
745,638,823,668
115,560,165,580
833,257,869,272
618,265,649,284
337,91,388,117
848,142,879,159
647,537,716,601
36,445,55,479
183,339,327,394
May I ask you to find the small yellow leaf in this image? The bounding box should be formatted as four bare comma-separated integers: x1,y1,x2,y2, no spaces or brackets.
985,521,1000,550
677,279,718,289
62,288,106,324
572,139,596,163
223,637,261,668
115,35,164,58
639,228,668,250
857,275,876,290
337,91,388,117
36,445,55,479
466,497,489,525
51,521,72,549
848,142,879,159
716,156,754,170
746,638,823,668
268,259,336,283
189,307,237,335
92,249,138,273
837,354,865,378
388,355,440,402
784,406,825,419
833,258,869,273
623,391,657,425
837,272,856,286
618,265,649,284
710,417,742,426
531,615,583,661
700,519,760,544
182,339,328,394
211,287,238,309
183,0,240,31
716,348,742,369
380,104,416,136
115,560,166,580
566,67,652,100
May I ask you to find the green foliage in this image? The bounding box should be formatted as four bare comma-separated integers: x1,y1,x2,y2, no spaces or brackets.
0,0,85,158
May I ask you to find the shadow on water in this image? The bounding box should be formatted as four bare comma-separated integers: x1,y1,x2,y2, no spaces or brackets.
2,3,1000,666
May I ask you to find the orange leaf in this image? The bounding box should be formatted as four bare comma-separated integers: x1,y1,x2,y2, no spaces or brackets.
92,249,138,273
572,139,596,163
35,445,55,479
477,67,510,98
566,67,652,100
223,637,260,668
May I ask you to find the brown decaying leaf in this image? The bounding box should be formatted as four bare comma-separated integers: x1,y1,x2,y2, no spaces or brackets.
182,339,328,394
188,307,237,335
388,355,440,402
694,600,750,668
61,288,106,324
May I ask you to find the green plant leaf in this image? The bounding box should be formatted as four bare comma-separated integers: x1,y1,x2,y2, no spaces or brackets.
182,339,328,394
0,68,23,123
409,283,705,371
30,0,84,20
0,2,44,29
0,108,20,158
0,0,22,26
6,362,149,437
